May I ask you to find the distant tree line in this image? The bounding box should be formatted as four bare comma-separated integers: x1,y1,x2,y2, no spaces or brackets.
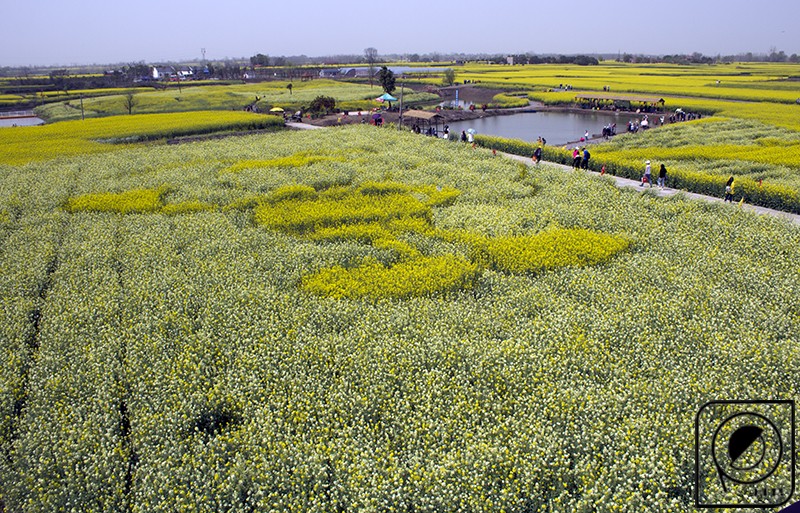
247,51,600,67
248,54,291,67
2,72,118,92
619,49,799,64
504,54,599,65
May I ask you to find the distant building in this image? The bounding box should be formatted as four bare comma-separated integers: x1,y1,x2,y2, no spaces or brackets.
151,66,175,80
319,69,340,78
176,66,194,79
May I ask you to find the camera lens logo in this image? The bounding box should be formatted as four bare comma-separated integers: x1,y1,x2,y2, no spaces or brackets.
696,400,795,508
712,413,781,492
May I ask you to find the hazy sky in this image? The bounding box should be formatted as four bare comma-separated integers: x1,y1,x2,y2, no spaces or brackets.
2,0,798,66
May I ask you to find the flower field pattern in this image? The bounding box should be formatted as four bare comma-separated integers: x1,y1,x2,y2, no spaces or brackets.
479,229,630,275
62,179,627,299
254,182,628,299
0,125,799,512
64,187,166,214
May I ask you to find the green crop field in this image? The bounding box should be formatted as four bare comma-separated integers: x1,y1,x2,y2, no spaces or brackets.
0,122,798,511
34,80,439,122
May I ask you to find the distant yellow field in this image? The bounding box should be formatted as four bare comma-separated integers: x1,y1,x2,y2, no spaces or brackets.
0,111,282,166
458,61,800,104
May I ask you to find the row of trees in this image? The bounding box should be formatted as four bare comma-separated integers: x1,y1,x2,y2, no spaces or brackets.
250,50,601,69
501,54,599,66
248,54,292,67
249,49,434,68
620,49,800,64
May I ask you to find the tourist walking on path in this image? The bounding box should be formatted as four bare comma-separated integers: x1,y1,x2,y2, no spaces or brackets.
461,130,467,142
572,147,582,169
658,164,667,188
641,160,652,187
581,147,591,170
533,146,542,165
724,176,735,202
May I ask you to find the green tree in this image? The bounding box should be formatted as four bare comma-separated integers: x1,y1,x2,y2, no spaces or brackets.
307,95,335,116
250,53,270,66
377,66,395,94
442,68,455,86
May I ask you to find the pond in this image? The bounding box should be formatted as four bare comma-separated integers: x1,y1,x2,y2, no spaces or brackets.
0,116,44,127
445,110,633,146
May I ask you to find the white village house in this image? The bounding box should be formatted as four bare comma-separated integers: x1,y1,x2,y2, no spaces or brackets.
176,66,193,79
151,66,175,80
151,66,195,81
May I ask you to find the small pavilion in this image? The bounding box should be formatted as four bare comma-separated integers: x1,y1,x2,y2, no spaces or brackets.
401,110,445,135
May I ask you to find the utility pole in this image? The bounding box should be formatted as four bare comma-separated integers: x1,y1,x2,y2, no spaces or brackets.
398,81,404,131
201,48,206,63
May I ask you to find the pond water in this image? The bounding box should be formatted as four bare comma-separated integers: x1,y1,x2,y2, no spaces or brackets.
0,116,44,127
446,110,632,146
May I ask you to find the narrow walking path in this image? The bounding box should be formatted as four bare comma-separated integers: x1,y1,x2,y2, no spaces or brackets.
501,152,800,226
285,122,323,130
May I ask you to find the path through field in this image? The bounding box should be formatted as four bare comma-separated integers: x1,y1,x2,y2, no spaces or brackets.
501,151,800,225
288,121,799,225
285,121,323,130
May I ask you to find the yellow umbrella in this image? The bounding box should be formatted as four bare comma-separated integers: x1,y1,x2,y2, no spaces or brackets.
269,107,284,112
